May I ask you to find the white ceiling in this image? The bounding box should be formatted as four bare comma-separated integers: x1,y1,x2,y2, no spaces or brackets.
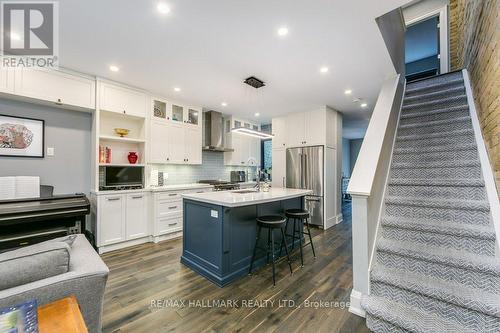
59,0,410,137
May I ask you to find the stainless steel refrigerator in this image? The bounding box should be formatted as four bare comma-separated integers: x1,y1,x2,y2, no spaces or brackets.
286,146,324,227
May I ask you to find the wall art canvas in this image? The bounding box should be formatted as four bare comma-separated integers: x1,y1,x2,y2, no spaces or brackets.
0,115,44,158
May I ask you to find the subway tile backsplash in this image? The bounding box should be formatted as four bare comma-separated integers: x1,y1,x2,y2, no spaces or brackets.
152,151,257,185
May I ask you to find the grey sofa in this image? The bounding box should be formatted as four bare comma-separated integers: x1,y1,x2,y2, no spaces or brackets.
0,234,109,333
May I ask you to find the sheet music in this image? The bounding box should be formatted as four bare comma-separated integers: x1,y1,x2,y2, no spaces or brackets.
15,176,40,199
0,177,16,200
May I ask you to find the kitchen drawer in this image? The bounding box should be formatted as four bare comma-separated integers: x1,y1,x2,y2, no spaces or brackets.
156,216,182,235
157,192,183,202
157,199,182,217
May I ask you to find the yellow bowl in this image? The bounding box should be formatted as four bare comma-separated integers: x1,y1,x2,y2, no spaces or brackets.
114,128,130,137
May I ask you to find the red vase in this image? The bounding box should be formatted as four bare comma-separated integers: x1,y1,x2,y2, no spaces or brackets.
128,152,138,164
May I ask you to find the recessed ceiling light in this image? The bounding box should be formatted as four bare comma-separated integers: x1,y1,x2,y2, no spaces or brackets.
344,89,352,95
174,87,181,92
157,2,170,14
254,112,260,117
361,103,368,108
10,32,20,41
221,102,228,107
109,65,119,72
320,66,329,74
277,26,289,37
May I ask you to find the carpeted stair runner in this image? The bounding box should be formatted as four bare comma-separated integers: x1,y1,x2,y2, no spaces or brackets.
362,71,500,332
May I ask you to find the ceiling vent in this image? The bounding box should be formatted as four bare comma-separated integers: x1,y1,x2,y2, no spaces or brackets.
244,76,265,89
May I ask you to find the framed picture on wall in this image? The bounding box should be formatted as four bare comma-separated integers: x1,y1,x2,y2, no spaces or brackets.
0,114,45,158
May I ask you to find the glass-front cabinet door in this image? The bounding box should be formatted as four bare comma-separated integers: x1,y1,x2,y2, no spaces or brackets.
187,108,200,126
153,99,167,120
171,104,184,123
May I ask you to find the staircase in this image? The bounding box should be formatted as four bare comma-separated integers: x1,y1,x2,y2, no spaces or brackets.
362,71,500,332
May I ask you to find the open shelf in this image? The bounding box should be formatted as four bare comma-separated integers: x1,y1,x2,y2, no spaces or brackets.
99,135,146,143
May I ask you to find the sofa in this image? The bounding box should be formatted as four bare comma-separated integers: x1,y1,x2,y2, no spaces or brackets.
0,234,109,333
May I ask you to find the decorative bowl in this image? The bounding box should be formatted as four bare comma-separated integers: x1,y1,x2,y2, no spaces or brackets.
114,128,130,137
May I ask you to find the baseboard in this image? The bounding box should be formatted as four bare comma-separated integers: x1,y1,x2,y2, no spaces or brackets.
98,236,152,254
153,231,183,243
349,289,366,318
324,213,343,229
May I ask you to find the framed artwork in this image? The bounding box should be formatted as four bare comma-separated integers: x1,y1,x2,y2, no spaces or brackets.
0,114,45,158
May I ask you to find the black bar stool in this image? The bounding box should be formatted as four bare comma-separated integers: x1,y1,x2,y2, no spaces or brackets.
280,209,316,267
249,215,293,286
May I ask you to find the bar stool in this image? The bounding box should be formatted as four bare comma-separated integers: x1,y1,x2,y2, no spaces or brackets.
280,209,316,267
249,215,293,286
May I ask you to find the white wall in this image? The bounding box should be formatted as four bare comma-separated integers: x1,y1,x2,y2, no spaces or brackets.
376,8,407,74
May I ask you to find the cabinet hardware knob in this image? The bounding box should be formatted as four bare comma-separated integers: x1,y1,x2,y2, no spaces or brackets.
55,98,63,105
123,110,126,114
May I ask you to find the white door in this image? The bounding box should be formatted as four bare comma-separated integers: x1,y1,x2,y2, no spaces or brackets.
100,82,147,117
125,193,148,239
150,120,169,163
286,112,305,147
272,117,287,149
99,195,125,246
272,148,286,188
15,69,95,109
185,127,202,164
305,109,326,146
167,122,185,164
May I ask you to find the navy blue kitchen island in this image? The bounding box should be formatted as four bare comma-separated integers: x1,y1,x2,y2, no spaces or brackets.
180,188,312,287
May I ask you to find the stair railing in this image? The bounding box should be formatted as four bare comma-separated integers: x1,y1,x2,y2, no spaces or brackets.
347,74,405,317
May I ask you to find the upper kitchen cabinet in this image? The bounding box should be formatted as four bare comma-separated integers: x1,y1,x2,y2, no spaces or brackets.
271,117,287,149
9,68,95,110
276,107,339,148
99,81,148,118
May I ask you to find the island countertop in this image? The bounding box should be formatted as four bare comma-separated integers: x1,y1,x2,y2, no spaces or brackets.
181,188,312,207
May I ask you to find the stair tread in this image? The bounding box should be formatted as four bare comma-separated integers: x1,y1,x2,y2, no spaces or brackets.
394,143,476,154
377,238,500,276
381,216,496,240
403,85,465,103
362,295,474,333
385,196,489,211
389,178,485,187
399,115,470,129
401,104,469,119
371,264,500,317
406,78,464,95
397,128,474,141
403,94,467,110
391,160,480,169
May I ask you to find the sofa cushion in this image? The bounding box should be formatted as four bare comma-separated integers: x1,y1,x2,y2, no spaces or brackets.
0,242,71,290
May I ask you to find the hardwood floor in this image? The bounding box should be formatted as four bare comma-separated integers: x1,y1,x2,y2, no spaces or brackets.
101,203,368,333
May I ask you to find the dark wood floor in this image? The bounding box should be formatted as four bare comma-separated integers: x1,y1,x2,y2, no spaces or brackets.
101,203,368,333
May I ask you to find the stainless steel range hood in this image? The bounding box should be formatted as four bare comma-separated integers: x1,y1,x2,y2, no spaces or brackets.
202,111,234,152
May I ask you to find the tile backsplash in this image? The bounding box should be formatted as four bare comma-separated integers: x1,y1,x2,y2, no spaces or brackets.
152,151,257,185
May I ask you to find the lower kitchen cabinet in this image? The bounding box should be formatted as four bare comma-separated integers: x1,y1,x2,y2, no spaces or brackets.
95,191,150,253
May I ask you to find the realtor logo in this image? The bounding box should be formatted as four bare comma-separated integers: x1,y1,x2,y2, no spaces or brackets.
1,1,58,68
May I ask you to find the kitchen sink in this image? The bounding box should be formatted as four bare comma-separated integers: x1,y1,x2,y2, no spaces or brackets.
232,189,259,194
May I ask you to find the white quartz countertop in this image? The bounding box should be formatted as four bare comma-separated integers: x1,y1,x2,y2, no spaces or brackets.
182,188,312,207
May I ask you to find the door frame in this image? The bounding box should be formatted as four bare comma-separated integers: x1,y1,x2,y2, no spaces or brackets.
406,5,449,74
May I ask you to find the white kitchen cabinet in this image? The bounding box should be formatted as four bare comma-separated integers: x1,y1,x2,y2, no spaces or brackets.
272,117,287,149
281,108,328,148
99,82,148,117
271,148,286,188
150,120,169,163
286,112,306,147
125,193,149,239
14,68,95,110
0,67,14,94
224,133,261,166
184,127,202,164
98,194,126,246
96,191,150,250
150,118,202,165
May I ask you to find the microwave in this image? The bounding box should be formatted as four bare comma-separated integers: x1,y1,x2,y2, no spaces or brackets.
99,166,144,190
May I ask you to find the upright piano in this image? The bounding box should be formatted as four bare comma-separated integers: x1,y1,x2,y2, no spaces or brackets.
0,193,91,250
